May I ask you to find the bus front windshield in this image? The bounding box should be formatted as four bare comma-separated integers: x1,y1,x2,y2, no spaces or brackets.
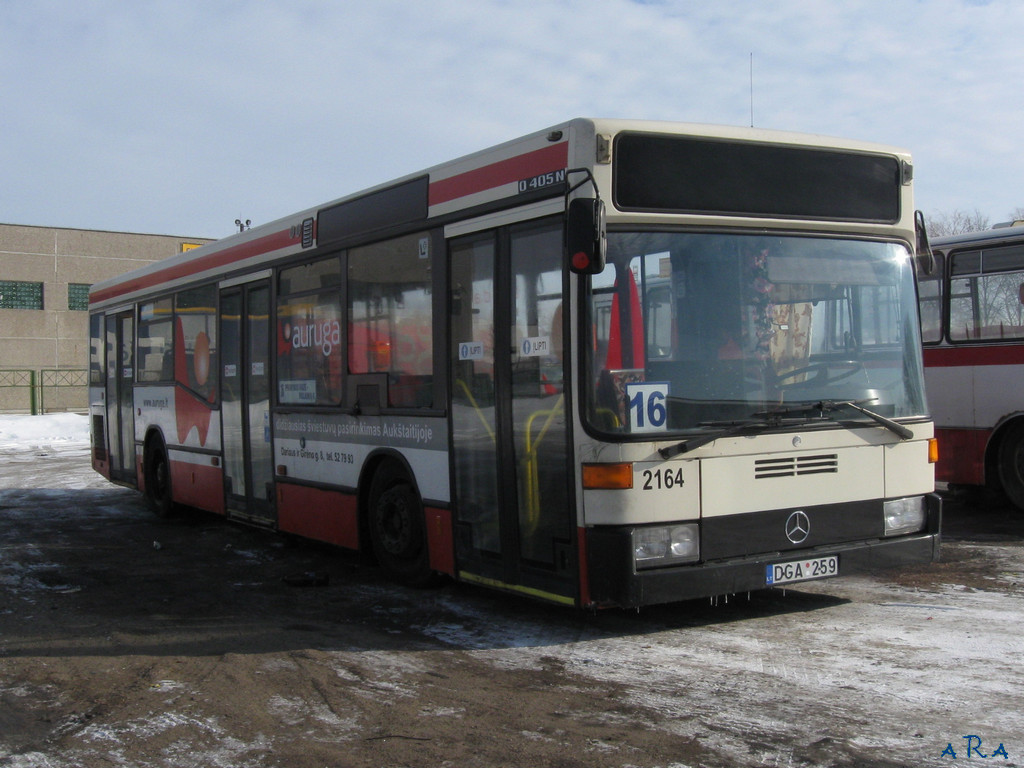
583,231,928,436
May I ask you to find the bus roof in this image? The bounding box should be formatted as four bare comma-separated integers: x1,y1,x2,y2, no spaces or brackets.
89,117,911,310
930,223,1024,249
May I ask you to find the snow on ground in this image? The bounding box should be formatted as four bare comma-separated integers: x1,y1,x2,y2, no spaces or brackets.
0,413,90,448
2,413,1023,767
0,414,103,491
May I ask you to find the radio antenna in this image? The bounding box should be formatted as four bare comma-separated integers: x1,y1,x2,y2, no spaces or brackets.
749,52,754,127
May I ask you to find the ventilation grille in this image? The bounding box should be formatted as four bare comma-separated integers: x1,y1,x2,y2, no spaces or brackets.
91,415,107,462
755,453,838,479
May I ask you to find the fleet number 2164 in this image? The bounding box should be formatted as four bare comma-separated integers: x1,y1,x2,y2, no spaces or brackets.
641,467,685,490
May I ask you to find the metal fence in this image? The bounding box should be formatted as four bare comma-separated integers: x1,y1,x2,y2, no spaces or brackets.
0,368,89,414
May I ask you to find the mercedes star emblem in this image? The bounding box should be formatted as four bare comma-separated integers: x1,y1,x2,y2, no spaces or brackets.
785,510,810,544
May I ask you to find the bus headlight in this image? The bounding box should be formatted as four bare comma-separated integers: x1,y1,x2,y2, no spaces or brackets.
633,524,700,569
883,496,927,536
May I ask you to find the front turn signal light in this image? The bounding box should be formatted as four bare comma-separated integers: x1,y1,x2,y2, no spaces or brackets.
928,438,939,464
582,462,633,489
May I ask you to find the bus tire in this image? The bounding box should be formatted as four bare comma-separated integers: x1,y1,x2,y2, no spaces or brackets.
997,421,1024,511
144,437,175,518
367,464,435,586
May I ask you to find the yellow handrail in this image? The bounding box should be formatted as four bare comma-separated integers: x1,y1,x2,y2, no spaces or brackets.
454,378,495,443
522,394,564,534
455,378,566,538
595,407,620,429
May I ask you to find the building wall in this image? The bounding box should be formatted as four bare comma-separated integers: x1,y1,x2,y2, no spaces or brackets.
0,223,213,412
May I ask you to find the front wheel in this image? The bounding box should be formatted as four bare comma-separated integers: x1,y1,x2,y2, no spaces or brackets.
144,438,175,517
997,421,1024,511
368,465,435,586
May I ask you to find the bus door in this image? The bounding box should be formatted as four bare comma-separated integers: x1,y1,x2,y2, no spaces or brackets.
105,310,137,483
449,220,576,604
219,278,275,523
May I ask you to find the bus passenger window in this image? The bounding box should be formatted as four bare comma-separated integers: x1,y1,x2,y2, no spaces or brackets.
949,245,1024,341
348,232,434,407
138,298,174,383
277,255,343,406
175,285,218,401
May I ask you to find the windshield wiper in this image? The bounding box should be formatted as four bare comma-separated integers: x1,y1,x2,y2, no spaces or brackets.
658,418,775,459
823,399,913,440
759,399,913,440
657,399,913,460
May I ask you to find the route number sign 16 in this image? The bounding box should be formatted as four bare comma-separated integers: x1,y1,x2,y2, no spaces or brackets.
625,382,670,433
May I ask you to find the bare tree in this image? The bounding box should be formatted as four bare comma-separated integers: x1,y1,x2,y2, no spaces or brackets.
925,209,991,237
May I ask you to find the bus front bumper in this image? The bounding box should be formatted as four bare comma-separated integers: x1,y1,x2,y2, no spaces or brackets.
585,493,942,609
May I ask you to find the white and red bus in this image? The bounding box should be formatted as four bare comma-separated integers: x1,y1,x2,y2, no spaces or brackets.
919,223,1024,508
89,118,940,608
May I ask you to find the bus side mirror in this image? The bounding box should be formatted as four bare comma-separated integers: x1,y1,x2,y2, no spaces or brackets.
914,210,936,276
566,197,606,274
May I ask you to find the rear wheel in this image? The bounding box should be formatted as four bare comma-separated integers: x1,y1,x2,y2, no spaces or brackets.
997,421,1024,511
368,464,435,586
144,437,175,517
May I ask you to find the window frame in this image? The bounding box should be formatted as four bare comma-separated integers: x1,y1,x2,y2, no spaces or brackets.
347,231,437,409
174,283,219,401
947,244,1024,343
918,251,945,345
275,253,345,408
136,297,175,383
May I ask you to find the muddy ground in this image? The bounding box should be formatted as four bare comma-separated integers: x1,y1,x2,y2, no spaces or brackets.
1,438,1022,768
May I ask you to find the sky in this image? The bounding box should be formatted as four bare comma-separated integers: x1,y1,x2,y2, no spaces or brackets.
2,0,1022,239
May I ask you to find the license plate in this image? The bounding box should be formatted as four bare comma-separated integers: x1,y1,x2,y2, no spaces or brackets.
766,555,839,586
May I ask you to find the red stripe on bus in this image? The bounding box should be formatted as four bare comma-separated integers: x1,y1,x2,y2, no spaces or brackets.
90,228,299,304
923,344,1024,367
425,506,455,577
934,427,991,485
428,142,569,206
169,459,225,516
277,483,360,549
